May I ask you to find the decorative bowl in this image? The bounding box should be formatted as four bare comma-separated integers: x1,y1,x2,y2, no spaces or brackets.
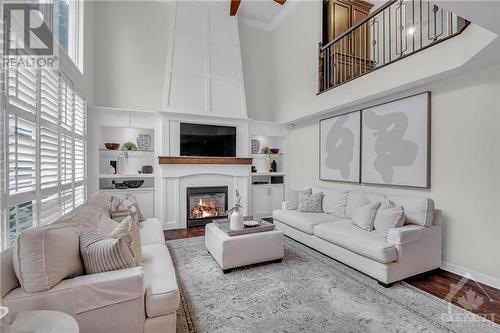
270,148,280,154
105,143,120,150
123,180,144,188
244,220,259,228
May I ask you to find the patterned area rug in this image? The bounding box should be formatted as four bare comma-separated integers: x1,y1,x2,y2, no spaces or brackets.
169,237,498,333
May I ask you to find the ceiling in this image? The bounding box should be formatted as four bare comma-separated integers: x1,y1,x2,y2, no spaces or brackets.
237,0,295,29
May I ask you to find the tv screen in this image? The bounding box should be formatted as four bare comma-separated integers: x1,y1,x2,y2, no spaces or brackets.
180,123,237,157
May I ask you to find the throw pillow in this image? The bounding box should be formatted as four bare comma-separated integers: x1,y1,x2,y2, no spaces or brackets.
13,224,84,292
298,192,324,213
87,192,113,217
124,195,145,222
80,228,136,274
351,201,381,231
96,214,120,235
374,199,406,237
286,188,312,210
110,216,143,265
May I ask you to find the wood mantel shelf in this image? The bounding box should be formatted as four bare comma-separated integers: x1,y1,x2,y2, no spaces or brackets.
158,156,253,165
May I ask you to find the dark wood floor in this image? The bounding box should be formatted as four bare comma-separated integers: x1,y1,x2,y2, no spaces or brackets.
164,222,499,325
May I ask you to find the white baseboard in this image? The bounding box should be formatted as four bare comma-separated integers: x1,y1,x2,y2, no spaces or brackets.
441,261,500,290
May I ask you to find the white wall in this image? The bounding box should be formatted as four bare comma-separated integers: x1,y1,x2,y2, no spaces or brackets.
93,1,170,111
287,64,500,285
239,23,274,121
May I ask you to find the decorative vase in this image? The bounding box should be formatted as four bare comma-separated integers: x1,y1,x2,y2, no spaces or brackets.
137,134,152,151
107,164,116,175
116,153,127,174
229,211,244,230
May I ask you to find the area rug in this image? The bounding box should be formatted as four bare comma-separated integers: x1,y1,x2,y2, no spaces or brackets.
168,237,498,333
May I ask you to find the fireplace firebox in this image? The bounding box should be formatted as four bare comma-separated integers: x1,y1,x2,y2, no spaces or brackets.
186,186,228,227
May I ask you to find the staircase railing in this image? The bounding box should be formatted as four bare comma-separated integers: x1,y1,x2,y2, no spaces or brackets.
318,0,470,93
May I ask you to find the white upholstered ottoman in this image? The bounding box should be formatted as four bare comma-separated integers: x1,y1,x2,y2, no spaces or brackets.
205,223,284,273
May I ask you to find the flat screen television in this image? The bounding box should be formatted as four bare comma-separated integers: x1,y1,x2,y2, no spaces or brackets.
180,123,237,157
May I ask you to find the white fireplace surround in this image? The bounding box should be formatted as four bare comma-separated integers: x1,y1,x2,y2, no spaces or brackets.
160,164,250,230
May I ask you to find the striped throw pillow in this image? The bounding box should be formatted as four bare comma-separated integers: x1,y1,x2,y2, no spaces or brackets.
80,228,136,274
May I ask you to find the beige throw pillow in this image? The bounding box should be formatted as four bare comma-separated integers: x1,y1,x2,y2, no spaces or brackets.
374,199,406,237
13,224,84,293
351,201,381,231
110,216,143,265
80,228,135,274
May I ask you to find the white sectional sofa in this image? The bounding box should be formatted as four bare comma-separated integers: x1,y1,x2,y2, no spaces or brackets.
0,203,179,333
273,186,441,286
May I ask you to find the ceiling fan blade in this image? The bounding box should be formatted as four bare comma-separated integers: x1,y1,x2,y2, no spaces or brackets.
274,0,286,5
230,0,241,16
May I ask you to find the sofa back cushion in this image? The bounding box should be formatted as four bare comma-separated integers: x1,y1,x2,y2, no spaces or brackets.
386,195,434,226
1,247,19,297
13,224,84,293
345,191,385,219
312,187,348,218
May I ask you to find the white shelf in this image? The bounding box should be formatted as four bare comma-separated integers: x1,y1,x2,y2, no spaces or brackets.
100,187,155,192
250,153,284,159
99,149,154,156
252,183,284,187
251,172,285,176
99,174,155,179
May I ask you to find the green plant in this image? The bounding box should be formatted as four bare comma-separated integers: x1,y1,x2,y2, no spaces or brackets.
122,142,138,151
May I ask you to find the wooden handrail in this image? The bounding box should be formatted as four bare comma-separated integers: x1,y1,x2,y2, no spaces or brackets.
321,0,398,51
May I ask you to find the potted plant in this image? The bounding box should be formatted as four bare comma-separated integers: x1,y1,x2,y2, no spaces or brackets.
227,189,244,230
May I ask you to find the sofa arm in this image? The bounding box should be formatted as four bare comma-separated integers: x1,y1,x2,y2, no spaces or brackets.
72,267,144,314
387,225,425,245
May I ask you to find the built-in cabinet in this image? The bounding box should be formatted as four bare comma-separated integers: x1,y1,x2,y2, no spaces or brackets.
252,185,284,218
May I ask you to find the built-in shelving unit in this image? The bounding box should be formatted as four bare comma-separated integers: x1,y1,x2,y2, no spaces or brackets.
95,126,156,218
248,122,287,218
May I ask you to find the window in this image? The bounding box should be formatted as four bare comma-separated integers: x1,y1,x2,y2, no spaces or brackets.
53,0,84,71
25,0,84,71
2,66,87,249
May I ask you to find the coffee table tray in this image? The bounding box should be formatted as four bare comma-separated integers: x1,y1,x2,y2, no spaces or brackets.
214,219,275,236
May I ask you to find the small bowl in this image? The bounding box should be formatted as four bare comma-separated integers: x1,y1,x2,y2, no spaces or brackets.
123,180,144,188
105,143,120,150
270,148,280,154
244,220,259,228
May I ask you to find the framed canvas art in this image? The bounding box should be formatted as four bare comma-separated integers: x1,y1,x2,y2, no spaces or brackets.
320,111,361,183
361,92,430,188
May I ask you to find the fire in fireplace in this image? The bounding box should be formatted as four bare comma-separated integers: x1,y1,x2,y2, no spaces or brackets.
186,186,228,227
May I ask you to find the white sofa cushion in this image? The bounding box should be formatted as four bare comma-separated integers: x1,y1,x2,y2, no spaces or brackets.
272,209,339,235
313,221,397,264
312,187,348,218
345,191,385,219
374,199,405,237
386,194,434,226
140,218,166,246
351,201,381,231
142,244,180,317
13,224,84,293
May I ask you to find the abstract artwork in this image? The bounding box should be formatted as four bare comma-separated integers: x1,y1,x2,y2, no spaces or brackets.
320,111,360,183
361,92,430,188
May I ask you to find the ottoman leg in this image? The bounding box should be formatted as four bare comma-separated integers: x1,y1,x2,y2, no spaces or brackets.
223,268,233,274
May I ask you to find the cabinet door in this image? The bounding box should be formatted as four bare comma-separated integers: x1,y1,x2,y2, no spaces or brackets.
252,186,270,218
100,190,155,219
270,186,285,212
351,6,370,59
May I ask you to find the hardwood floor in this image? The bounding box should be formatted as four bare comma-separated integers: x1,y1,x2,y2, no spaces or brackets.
164,222,499,325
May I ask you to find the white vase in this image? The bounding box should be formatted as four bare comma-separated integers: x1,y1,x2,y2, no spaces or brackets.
116,153,127,174
229,211,244,230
